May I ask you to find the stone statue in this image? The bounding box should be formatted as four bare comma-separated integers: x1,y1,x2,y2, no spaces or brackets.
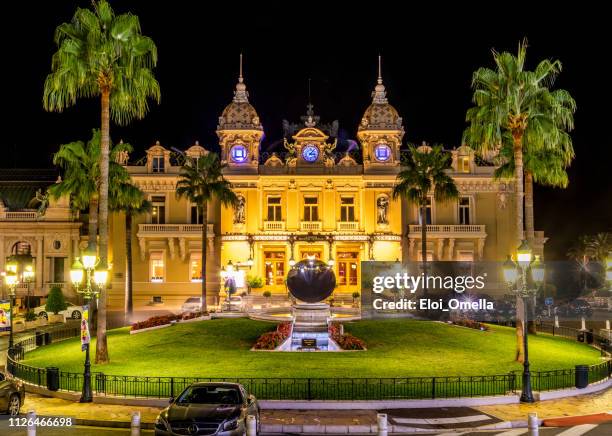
234,195,246,224
377,196,389,224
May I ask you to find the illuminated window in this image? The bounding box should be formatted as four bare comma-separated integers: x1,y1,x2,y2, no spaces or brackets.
152,156,165,173
264,251,285,286
150,252,165,282
337,252,359,287
459,197,471,225
151,196,166,224
417,198,432,225
191,205,203,224
340,197,355,222
267,196,282,221
230,145,248,163
458,156,470,173
303,196,319,221
190,253,202,282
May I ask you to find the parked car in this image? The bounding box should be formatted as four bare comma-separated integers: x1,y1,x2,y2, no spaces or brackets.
181,297,203,313
557,299,593,318
155,382,260,436
0,372,25,415
34,301,82,320
222,296,244,312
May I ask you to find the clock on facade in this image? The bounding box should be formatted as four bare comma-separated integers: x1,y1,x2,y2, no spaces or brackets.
230,144,248,163
302,144,319,162
374,144,391,162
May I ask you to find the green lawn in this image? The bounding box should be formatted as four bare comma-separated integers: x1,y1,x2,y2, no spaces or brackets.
22,319,602,379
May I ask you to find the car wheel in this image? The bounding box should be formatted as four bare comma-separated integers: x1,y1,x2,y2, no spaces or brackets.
72,311,81,320
39,312,48,320
8,394,20,416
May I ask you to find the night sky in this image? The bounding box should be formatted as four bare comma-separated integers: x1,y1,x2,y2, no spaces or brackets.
3,2,610,260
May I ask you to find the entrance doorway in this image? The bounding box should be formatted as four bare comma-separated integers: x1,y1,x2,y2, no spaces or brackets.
336,251,359,293
299,246,323,261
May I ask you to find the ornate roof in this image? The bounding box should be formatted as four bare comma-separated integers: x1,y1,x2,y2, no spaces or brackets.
358,57,403,132
217,55,262,131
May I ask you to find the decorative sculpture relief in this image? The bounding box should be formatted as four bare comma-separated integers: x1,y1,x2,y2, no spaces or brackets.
376,195,389,224
234,195,246,224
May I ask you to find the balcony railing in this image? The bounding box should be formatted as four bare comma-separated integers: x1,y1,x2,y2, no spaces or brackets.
300,221,322,232
408,224,486,235
1,211,38,221
263,221,285,231
337,221,359,231
138,223,214,236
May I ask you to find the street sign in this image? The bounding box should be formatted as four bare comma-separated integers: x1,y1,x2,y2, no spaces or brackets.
545,297,554,306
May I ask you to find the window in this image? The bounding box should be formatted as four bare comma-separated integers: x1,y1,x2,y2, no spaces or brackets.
267,196,282,221
459,197,471,225
152,156,165,173
152,296,163,303
264,251,285,286
303,196,319,221
190,253,202,282
191,205,204,224
150,252,165,282
417,198,432,225
458,156,470,173
53,257,65,283
151,196,166,224
340,197,355,222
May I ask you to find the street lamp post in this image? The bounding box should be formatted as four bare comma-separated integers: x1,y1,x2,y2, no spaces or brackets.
70,244,108,404
3,270,18,350
4,256,35,352
502,240,545,403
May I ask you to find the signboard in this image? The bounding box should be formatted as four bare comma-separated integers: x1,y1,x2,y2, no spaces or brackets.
0,302,10,328
81,304,90,351
301,338,316,348
545,297,554,306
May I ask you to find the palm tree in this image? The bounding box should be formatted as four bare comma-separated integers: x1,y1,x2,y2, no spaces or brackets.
176,153,238,312
392,144,458,294
110,181,150,325
585,233,611,262
43,0,160,364
463,40,576,362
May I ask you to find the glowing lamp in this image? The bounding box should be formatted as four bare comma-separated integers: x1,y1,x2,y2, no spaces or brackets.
246,258,254,267
70,258,84,285
531,255,545,285
94,268,108,287
5,259,17,274
516,240,532,269
82,243,97,270
288,258,296,267
23,265,35,281
327,258,335,267
4,271,17,286
225,260,234,273
502,255,518,284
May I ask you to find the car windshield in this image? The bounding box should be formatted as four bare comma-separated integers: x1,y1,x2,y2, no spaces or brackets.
185,298,200,303
177,386,241,405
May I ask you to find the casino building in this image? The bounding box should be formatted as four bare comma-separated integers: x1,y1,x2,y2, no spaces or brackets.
0,60,547,311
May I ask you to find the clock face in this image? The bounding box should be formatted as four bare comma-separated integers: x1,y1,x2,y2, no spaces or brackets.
302,144,319,162
374,144,391,162
230,144,248,163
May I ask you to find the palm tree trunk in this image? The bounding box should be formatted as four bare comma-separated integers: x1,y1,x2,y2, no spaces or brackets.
96,88,110,364
421,202,428,296
124,212,133,325
524,171,535,243
513,137,525,363
201,202,208,313
88,196,99,247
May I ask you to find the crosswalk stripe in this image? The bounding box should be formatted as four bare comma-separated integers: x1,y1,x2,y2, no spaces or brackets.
554,424,598,436
393,414,493,424
495,429,529,436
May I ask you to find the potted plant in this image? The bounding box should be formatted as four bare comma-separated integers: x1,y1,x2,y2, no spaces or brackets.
45,286,66,324
24,310,38,329
262,290,272,308
246,275,264,295
352,291,361,308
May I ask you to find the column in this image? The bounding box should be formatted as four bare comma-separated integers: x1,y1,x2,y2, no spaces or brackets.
0,235,4,271
436,239,445,261
447,238,455,260
35,236,43,292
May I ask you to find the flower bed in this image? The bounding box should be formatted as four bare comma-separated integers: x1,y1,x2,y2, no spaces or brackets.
329,322,366,350
450,318,489,331
253,322,291,350
131,314,181,332
181,311,209,320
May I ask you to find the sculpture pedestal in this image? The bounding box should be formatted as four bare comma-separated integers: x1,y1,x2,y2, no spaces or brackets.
292,303,331,330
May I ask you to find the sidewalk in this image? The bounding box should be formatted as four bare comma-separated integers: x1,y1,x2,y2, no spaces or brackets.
20,387,612,430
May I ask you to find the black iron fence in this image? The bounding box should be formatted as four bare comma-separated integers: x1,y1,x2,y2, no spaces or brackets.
6,325,611,401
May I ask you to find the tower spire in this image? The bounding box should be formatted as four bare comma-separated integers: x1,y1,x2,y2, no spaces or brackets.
303,78,318,127
233,52,248,103
372,54,388,104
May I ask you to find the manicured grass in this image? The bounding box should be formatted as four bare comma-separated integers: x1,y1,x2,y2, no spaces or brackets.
22,319,602,379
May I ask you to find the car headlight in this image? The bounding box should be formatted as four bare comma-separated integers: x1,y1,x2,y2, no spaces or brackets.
155,415,169,430
223,418,239,431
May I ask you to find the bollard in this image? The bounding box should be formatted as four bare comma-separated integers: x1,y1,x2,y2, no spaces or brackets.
581,316,587,331
131,411,141,436
27,410,36,436
554,315,559,328
606,320,610,331
246,415,257,436
377,413,388,436
528,412,539,436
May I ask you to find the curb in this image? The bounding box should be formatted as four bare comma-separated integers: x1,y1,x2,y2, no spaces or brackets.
73,418,155,430
542,412,612,427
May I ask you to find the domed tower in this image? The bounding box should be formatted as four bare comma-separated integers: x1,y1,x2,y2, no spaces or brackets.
357,56,404,172
217,54,263,173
